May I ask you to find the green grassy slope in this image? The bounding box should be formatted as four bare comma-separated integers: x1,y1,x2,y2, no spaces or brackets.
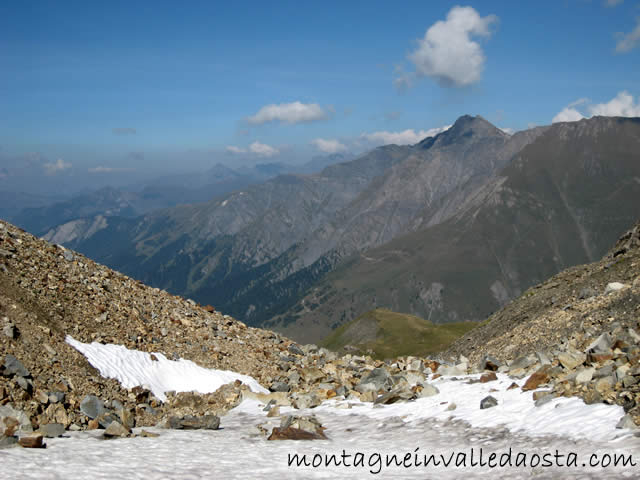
321,308,478,359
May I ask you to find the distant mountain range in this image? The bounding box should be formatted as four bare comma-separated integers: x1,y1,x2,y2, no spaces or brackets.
31,115,640,344
9,153,354,236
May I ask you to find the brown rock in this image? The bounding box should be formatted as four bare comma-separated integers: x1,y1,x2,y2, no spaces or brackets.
43,404,70,427
426,361,441,372
522,369,550,391
480,372,498,383
51,382,68,393
582,390,603,405
268,426,327,441
588,353,614,364
507,382,519,390
1,417,19,437
19,433,45,448
118,408,135,429
35,390,50,404
103,421,131,438
87,419,99,430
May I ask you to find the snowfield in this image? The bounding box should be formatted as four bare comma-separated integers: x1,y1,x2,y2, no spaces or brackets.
2,338,639,479
65,336,268,401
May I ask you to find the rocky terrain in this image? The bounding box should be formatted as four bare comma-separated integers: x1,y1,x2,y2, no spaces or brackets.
1,217,640,450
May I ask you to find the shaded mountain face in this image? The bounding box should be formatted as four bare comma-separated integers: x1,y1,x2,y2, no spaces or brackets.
45,144,411,316
273,116,640,343
443,219,640,365
46,115,550,332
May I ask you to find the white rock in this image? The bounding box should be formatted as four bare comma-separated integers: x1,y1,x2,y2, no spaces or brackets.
575,367,595,384
605,282,628,294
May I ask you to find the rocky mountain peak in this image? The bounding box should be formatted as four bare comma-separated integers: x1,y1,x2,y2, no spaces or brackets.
417,115,505,150
448,114,504,138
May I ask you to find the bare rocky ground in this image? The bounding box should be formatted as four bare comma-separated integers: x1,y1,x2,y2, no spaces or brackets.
1,218,640,448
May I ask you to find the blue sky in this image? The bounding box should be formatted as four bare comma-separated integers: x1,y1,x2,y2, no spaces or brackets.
1,0,640,179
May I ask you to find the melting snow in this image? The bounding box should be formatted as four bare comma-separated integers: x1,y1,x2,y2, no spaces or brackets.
65,336,268,401
4,338,636,479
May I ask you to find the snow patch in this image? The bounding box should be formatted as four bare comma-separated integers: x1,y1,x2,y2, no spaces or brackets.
66,336,268,401
314,373,630,443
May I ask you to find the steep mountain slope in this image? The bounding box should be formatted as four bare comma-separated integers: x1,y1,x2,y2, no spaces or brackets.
293,117,547,264
49,145,410,315
275,116,640,342
52,116,548,328
443,219,640,364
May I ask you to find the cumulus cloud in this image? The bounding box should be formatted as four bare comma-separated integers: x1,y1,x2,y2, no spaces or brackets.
249,141,279,157
590,91,640,116
43,159,72,175
226,142,279,157
310,138,348,154
553,91,640,123
552,107,586,123
88,166,135,174
399,6,498,88
226,146,247,154
360,125,451,146
112,127,137,135
247,101,327,125
616,18,640,53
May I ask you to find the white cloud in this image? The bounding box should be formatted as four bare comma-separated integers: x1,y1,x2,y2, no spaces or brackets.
247,101,327,125
311,138,348,154
616,18,640,52
401,6,498,88
360,125,451,146
590,91,640,116
88,166,135,173
499,127,515,135
249,141,279,157
552,107,586,123
226,142,280,157
226,146,247,154
605,0,623,7
553,91,640,123
43,159,72,175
